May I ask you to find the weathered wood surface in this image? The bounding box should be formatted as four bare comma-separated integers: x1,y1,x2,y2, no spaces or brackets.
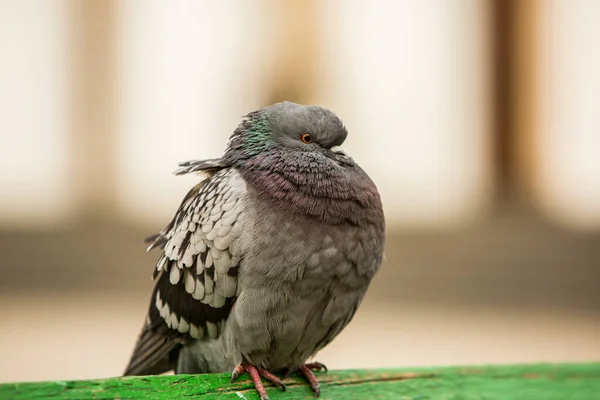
1,363,599,400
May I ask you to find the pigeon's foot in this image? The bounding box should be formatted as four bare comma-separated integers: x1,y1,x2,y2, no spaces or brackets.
230,363,286,400
304,362,328,373
298,362,328,397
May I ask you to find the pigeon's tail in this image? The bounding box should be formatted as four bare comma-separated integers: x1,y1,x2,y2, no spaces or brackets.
124,286,183,377
123,320,181,376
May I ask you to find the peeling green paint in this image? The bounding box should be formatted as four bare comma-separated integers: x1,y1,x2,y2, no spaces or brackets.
1,363,599,400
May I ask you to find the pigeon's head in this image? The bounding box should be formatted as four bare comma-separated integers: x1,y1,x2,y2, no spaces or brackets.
263,101,348,152
224,102,354,167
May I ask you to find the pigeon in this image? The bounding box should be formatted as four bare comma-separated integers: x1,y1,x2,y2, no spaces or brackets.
124,101,385,399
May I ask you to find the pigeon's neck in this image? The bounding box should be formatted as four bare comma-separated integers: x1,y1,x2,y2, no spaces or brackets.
238,150,383,227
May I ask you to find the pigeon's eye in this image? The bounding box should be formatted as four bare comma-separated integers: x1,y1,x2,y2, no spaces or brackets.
300,133,313,144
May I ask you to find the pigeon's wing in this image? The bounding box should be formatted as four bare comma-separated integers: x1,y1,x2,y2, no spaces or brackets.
124,167,247,376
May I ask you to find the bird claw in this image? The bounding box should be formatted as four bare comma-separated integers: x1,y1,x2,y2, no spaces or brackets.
305,362,328,372
230,364,245,383
230,363,286,400
298,364,323,397
230,362,325,398
257,368,286,392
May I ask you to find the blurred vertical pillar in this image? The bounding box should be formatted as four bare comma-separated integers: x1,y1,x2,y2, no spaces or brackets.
69,0,118,221
533,0,600,229
319,1,494,228
509,0,540,201
264,0,320,105
491,0,517,201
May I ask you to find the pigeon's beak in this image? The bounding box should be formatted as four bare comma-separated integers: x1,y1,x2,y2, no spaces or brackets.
330,146,348,157
329,146,355,167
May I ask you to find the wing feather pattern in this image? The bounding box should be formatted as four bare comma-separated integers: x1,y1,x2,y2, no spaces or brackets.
124,165,246,376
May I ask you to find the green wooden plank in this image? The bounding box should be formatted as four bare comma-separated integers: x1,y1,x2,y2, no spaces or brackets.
1,363,599,400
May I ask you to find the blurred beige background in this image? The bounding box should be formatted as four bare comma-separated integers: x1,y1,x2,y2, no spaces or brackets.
1,0,599,384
